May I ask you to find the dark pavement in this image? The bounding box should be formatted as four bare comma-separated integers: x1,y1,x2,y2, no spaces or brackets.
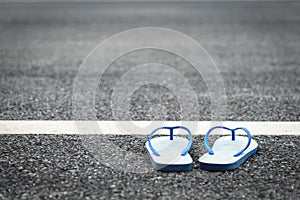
0,2,299,121
0,135,299,199
0,1,299,200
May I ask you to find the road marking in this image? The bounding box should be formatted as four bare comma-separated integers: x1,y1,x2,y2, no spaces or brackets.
0,121,299,135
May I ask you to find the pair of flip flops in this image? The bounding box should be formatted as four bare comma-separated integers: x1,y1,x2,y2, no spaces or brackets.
145,126,258,171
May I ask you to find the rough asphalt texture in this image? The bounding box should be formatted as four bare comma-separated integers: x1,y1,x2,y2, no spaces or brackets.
0,135,299,200
0,2,299,200
0,2,299,121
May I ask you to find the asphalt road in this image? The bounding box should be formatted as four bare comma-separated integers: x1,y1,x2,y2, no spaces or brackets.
1,135,299,200
0,2,299,121
0,1,299,200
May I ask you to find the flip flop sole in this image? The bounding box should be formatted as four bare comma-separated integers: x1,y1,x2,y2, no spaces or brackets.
199,146,258,171
145,136,193,171
199,136,258,171
146,148,192,171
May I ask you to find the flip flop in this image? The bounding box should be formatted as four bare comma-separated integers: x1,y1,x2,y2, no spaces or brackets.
145,126,193,171
199,126,258,171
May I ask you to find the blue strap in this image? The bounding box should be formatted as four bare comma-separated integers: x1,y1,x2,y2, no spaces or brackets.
148,126,193,156
204,126,252,157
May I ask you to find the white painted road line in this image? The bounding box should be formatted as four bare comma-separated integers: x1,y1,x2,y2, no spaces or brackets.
0,121,299,135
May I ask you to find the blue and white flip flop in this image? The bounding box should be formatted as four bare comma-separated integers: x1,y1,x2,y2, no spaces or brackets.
145,126,193,171
199,126,258,171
